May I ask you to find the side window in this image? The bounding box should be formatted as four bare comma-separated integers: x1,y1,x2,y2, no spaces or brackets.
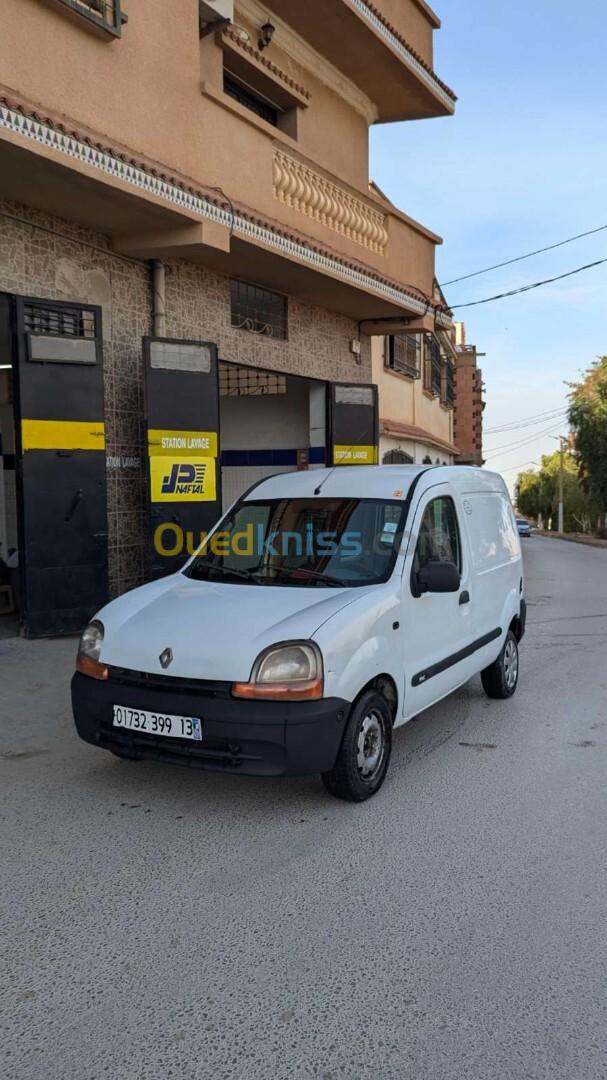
412,497,462,578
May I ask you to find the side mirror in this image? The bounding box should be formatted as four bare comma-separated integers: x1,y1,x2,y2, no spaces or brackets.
414,560,460,597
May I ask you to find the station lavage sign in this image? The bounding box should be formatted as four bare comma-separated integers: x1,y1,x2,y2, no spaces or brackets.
147,429,218,503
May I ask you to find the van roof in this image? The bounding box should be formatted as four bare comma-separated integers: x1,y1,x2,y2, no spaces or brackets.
243,465,508,502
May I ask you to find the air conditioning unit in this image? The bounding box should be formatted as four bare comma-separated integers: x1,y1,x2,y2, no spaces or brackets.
199,0,234,31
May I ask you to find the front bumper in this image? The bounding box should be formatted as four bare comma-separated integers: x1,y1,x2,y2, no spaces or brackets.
72,669,349,777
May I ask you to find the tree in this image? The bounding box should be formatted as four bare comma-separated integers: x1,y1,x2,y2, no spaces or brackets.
569,357,607,520
515,470,541,520
515,452,599,533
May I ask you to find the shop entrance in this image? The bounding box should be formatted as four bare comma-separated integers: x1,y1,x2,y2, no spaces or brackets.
0,294,108,638
219,363,327,511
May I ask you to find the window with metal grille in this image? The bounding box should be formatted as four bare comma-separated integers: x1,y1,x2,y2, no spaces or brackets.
441,361,455,408
224,74,279,127
386,334,421,378
383,449,414,465
23,302,98,340
45,0,126,36
231,280,288,339
423,335,442,396
219,364,287,397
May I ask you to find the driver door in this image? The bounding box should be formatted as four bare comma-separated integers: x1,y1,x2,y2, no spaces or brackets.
402,485,475,718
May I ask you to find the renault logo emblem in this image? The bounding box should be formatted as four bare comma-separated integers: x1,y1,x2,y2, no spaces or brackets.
159,648,173,670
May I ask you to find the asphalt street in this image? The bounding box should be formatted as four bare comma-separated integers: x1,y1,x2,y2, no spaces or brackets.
1,536,606,1080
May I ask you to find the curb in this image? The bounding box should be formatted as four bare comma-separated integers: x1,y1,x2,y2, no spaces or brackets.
534,530,607,550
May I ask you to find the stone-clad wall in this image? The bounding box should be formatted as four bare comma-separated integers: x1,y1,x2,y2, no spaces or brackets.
0,199,151,598
0,199,371,597
165,261,371,384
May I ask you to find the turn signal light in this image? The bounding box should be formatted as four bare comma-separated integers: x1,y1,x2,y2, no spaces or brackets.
76,655,109,681
232,678,323,701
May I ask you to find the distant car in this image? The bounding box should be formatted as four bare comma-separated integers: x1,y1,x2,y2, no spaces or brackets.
516,518,532,538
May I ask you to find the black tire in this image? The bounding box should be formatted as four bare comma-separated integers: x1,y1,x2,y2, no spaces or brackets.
321,690,392,802
481,630,519,699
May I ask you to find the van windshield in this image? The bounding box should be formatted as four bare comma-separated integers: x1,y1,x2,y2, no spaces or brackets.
184,497,408,588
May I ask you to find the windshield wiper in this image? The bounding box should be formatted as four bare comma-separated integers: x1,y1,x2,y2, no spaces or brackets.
188,564,262,584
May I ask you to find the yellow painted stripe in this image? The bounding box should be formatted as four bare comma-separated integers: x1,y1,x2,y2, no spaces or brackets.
333,445,378,465
22,420,106,451
148,429,219,457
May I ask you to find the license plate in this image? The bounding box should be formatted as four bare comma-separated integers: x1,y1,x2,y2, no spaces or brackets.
113,705,202,742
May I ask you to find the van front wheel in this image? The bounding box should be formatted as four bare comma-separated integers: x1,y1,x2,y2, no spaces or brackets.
481,630,519,699
321,690,392,802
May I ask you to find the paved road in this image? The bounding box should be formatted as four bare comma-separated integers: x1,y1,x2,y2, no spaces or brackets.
1,536,606,1080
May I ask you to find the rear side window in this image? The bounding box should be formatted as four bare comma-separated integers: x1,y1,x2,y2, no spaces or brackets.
465,493,520,570
412,496,462,577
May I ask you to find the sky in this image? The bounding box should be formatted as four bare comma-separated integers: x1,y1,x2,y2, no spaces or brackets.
370,0,607,490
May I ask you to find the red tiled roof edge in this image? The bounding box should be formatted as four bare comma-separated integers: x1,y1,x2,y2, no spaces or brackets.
381,418,459,456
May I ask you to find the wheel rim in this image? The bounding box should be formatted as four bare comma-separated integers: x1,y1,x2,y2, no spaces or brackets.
504,639,519,690
356,710,386,782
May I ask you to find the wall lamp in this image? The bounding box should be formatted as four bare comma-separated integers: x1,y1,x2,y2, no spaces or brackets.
259,19,275,50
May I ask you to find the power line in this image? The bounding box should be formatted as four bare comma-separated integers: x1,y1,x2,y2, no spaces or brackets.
442,224,607,286
484,406,567,433
486,411,566,435
486,420,565,455
496,459,541,474
486,421,566,459
486,422,565,459
448,258,607,310
485,408,567,435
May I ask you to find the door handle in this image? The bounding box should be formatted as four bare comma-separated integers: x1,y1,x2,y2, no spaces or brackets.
459,590,470,606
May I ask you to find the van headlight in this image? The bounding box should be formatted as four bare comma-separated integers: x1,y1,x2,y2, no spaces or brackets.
232,642,323,701
76,620,108,681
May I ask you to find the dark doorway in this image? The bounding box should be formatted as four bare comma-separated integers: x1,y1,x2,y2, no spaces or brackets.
6,294,108,637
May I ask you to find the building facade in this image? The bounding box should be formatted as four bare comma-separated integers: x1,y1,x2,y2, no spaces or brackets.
453,322,485,466
0,0,455,635
372,327,458,466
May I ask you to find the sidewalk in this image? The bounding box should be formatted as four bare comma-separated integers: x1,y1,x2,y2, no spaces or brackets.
534,530,607,549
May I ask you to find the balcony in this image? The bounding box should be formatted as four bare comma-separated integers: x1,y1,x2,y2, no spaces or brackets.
264,0,456,121
0,92,447,325
43,0,127,37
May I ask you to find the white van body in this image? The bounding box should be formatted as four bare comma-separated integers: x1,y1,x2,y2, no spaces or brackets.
73,466,525,800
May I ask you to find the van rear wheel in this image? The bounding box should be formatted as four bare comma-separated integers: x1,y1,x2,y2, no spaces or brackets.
321,690,392,802
481,630,519,699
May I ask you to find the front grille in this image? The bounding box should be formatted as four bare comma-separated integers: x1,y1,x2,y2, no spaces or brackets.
108,667,232,698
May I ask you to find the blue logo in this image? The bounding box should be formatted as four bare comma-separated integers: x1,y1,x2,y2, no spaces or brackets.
161,463,207,496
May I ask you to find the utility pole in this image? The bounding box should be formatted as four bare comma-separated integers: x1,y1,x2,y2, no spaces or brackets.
558,437,565,534
550,435,568,533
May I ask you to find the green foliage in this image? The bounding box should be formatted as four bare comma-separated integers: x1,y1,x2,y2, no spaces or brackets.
515,451,600,533
568,356,607,510
515,470,541,520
